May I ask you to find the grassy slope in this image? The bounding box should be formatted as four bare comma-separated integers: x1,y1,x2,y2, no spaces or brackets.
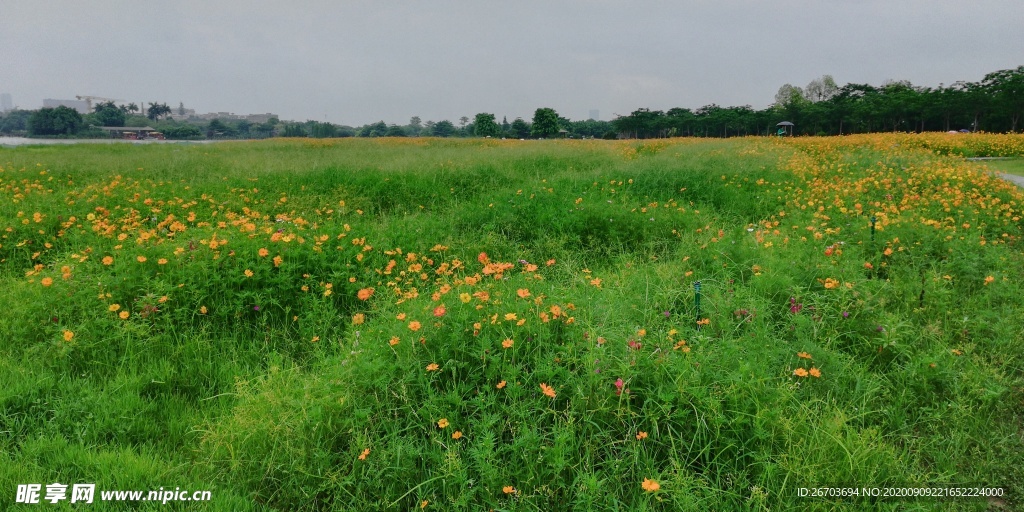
0,135,1022,511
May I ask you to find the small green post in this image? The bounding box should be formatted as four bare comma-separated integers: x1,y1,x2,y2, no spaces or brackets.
694,281,702,329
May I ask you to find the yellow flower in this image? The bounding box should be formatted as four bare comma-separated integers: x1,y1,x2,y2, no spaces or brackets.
641,478,660,492
199,306,208,314
459,292,472,303
452,430,463,440
108,304,121,312
437,418,449,428
420,500,428,509
244,269,254,278
119,311,130,320
62,330,74,342
353,313,365,325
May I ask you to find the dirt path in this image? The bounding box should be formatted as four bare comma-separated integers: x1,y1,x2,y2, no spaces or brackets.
998,173,1024,188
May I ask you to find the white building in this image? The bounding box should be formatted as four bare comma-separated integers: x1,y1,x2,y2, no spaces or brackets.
43,99,89,114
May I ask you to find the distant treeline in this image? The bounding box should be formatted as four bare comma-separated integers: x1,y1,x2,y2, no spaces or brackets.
612,66,1024,138
2,66,1020,139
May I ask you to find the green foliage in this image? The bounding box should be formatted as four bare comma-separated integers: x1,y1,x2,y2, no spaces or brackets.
1,136,1022,511
531,107,561,138
146,102,171,121
27,106,83,136
473,113,500,137
90,101,126,127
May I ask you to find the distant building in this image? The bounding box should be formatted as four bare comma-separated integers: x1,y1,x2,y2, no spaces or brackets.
43,99,89,114
0,93,12,112
196,111,277,123
589,109,599,121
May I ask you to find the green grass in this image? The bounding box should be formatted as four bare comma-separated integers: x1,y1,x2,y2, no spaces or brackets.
1,135,1022,511
981,157,1024,177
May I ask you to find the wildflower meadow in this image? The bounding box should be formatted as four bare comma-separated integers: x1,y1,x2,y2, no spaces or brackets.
1,134,1022,511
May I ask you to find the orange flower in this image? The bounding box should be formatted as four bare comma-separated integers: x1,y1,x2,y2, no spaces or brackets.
984,276,995,285
636,431,648,440
437,418,449,428
388,336,400,346
502,338,514,349
108,304,121,312
199,306,208,314
358,448,370,460
157,258,168,265
102,256,114,265
352,313,365,325
696,318,710,326
863,261,874,269
397,312,407,320
41,277,53,287
809,367,822,378
244,269,254,278
272,255,283,267
452,430,463,439
823,278,839,289
796,351,812,359
433,305,446,317
496,380,507,389
504,313,517,321
545,259,556,266
357,288,374,300
641,479,660,492
793,368,809,377
62,330,74,342
540,382,556,398
883,247,893,256
426,363,439,371
516,288,531,299
136,255,147,263
118,311,130,320
408,320,422,331
478,252,490,264
420,500,429,509
258,247,269,257
502,486,516,495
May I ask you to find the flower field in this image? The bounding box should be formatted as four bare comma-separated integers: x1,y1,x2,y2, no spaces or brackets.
1,134,1023,511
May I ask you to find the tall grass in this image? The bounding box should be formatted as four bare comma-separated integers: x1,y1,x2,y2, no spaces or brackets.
1,134,1022,510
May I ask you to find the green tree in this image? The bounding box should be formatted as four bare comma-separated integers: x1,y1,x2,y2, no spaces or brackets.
510,118,530,139
147,102,171,121
28,106,83,136
982,66,1024,132
473,113,500,137
0,109,31,134
92,101,126,127
385,124,407,137
530,108,560,138
432,120,456,137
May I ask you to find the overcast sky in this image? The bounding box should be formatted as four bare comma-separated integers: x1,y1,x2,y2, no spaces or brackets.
2,1,1022,126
